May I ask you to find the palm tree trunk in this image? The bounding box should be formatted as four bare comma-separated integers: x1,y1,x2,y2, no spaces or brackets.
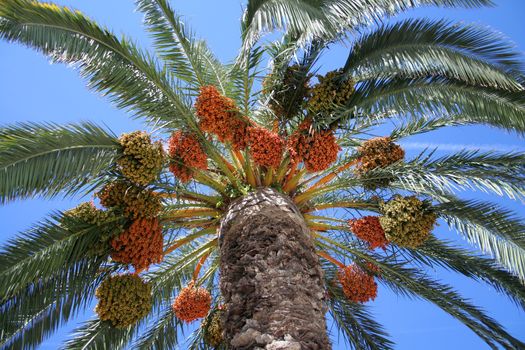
219,188,330,350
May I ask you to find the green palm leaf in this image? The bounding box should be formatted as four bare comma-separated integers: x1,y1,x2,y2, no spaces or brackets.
229,46,265,115
324,0,494,32
345,19,524,88
0,0,192,128
62,319,137,350
0,263,108,350
319,240,524,349
346,77,525,134
241,0,493,53
132,307,181,350
0,211,121,300
1,1,523,349
388,150,525,201
0,122,118,203
61,239,215,349
389,116,474,139
406,238,525,310
136,0,229,92
374,259,524,349
436,199,525,281
242,0,334,51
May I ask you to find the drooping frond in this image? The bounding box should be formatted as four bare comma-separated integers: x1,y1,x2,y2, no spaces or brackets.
345,19,524,89
0,211,121,300
319,240,524,349
322,0,494,34
405,238,525,310
437,199,525,250
241,0,335,54
2,302,62,350
373,258,525,349
346,77,525,134
436,199,525,281
387,150,525,201
135,0,229,92
149,238,218,303
241,0,493,55
138,252,218,350
0,262,109,350
327,300,393,350
131,307,181,350
60,236,217,349
0,122,118,203
61,319,137,350
0,0,193,129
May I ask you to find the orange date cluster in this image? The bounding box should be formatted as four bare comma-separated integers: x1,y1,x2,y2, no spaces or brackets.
338,264,378,303
110,218,164,271
172,281,212,323
288,120,340,172
168,131,208,183
349,216,389,250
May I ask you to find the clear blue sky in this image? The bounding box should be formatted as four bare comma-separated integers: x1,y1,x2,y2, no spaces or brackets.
1,1,524,349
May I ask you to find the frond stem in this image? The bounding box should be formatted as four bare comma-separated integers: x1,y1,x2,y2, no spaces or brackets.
317,250,345,269
303,201,372,213
163,227,216,256
193,251,211,281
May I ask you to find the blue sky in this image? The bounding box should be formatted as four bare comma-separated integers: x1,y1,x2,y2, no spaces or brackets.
1,0,524,349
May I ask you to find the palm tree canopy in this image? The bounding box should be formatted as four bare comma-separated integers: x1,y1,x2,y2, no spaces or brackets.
0,0,524,349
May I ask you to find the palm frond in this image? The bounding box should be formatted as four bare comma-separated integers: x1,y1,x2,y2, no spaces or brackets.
0,0,193,129
406,238,525,310
136,0,229,92
241,0,493,55
345,77,525,134
389,115,472,139
442,223,525,282
436,199,525,281
327,300,393,350
135,243,219,349
384,150,525,202
374,258,524,349
61,238,215,349
323,0,494,34
319,240,524,349
229,46,265,115
2,1,524,349
132,306,182,350
437,199,525,249
61,319,137,350
0,263,109,350
262,40,322,122
0,122,118,203
0,211,122,300
148,237,217,303
345,19,524,89
241,0,336,56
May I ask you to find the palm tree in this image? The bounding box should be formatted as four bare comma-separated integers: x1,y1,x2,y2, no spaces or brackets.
0,0,524,349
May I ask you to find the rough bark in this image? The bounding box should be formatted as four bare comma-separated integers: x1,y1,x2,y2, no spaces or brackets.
219,188,330,350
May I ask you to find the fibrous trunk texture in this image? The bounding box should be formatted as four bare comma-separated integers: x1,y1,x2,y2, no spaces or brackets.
219,188,330,350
